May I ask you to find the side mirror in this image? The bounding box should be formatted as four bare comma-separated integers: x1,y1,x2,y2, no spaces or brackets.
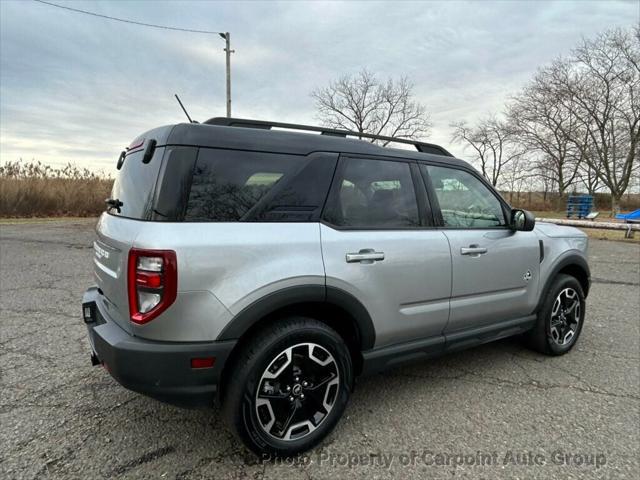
511,209,535,231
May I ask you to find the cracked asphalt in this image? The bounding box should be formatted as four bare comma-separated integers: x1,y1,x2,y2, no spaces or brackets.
1,218,639,479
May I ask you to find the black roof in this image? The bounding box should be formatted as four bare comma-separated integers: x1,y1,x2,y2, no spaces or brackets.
157,118,470,169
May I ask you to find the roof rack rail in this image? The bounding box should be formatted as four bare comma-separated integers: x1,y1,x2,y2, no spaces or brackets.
204,117,454,157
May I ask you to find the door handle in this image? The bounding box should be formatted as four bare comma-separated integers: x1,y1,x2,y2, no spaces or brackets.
460,245,488,256
346,249,385,263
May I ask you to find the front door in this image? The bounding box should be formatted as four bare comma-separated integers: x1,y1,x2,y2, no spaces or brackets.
421,164,540,334
320,156,452,348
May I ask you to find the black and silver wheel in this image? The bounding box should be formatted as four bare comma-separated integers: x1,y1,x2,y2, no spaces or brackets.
549,287,581,346
256,343,340,441
526,274,585,355
222,317,353,456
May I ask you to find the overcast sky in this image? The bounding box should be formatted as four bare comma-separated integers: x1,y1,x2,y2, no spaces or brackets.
0,0,637,172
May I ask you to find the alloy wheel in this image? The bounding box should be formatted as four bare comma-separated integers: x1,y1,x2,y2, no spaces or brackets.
255,343,340,441
549,287,581,346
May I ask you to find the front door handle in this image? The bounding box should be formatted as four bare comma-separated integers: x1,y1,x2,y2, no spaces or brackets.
346,249,385,263
460,245,488,256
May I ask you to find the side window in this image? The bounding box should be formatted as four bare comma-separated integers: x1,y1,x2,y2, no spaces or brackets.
323,158,420,228
254,152,338,222
184,150,336,222
423,165,506,228
185,150,298,222
153,146,198,221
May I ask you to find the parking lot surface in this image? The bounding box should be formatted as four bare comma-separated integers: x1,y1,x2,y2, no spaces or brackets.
1,219,639,479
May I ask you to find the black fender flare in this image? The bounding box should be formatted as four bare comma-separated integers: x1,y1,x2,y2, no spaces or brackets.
216,285,376,351
535,254,591,313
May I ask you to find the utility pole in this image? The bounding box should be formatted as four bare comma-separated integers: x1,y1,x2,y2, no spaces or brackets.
219,32,233,117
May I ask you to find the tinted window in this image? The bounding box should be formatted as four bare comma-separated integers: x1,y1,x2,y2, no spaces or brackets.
152,147,198,221
184,150,336,222
254,152,338,222
109,146,165,219
424,165,506,228
323,158,420,228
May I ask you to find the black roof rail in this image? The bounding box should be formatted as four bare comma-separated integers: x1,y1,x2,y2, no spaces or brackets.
204,117,454,157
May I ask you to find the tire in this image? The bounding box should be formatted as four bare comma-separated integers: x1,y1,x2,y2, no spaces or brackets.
525,274,586,356
221,316,353,457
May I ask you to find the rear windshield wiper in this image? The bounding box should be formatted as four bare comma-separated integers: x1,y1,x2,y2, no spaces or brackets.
105,198,123,213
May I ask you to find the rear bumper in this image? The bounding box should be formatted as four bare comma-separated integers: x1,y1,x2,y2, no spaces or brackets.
82,287,236,408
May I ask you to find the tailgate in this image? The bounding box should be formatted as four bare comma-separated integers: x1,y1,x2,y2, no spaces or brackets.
93,214,141,334
93,132,168,333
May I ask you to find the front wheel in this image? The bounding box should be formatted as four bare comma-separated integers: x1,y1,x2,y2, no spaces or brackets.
222,317,353,457
525,274,586,355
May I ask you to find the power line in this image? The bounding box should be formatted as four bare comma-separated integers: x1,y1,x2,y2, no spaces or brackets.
33,0,222,35
33,0,234,116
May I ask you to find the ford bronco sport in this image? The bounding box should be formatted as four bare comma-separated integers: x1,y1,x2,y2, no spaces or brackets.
82,118,590,456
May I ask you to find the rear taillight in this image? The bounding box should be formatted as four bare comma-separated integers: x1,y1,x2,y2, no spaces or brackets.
127,248,177,324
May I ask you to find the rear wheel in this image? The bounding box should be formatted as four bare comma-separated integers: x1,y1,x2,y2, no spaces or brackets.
526,274,585,355
222,317,353,457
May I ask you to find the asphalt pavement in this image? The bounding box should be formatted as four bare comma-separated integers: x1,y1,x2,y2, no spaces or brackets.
1,219,638,479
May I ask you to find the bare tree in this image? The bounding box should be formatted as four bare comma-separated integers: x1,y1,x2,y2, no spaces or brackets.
311,69,431,143
538,163,556,206
500,152,533,206
507,72,584,198
450,116,522,186
547,28,640,212
576,144,602,194
577,167,601,195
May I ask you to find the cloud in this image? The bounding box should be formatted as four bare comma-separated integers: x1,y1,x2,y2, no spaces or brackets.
1,0,637,170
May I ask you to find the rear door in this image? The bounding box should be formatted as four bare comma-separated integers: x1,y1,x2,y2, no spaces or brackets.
320,156,452,348
421,164,540,334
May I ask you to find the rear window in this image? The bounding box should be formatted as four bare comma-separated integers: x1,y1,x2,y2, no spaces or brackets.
184,149,337,222
109,147,165,219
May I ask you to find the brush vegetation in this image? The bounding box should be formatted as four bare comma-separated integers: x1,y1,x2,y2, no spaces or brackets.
0,161,113,217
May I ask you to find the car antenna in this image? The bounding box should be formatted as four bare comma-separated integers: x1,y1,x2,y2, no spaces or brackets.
175,94,198,123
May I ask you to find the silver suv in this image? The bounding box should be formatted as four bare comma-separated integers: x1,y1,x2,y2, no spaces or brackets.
82,118,590,456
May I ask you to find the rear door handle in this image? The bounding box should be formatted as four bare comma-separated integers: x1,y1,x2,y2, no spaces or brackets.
346,249,385,263
460,245,488,256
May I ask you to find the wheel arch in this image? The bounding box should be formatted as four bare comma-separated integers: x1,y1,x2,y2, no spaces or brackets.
216,285,375,398
536,254,591,313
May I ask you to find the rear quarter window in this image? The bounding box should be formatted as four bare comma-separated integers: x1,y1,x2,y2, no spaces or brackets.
184,149,337,222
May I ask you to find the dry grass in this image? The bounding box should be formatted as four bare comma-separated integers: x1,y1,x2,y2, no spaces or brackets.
582,228,639,243
505,191,640,213
531,210,568,219
0,161,113,217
